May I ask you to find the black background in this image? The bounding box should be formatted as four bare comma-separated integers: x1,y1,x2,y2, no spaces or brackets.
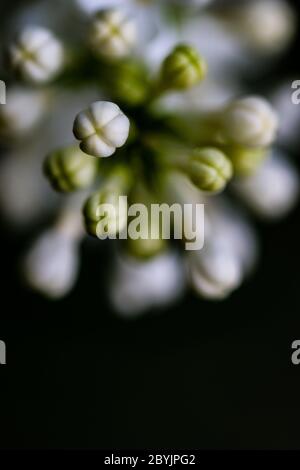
0,0,300,450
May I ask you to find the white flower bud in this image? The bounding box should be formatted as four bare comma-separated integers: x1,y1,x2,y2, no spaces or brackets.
73,101,130,158
187,200,258,299
88,9,136,60
205,200,258,276
109,250,186,316
0,87,47,137
188,247,242,300
23,229,80,299
9,26,65,84
219,97,279,148
232,0,295,53
233,151,299,219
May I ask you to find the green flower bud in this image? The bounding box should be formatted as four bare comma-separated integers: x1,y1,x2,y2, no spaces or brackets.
83,168,131,238
110,61,149,106
187,147,233,192
225,146,268,176
126,236,167,260
160,44,207,90
44,145,98,193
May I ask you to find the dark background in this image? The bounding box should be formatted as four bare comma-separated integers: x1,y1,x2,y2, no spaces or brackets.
0,0,300,449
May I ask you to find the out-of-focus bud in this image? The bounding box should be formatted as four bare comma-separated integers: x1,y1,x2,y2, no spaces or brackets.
0,87,47,138
205,200,259,276
160,44,207,90
23,229,80,299
225,146,268,176
84,189,127,238
44,145,98,192
110,61,149,106
188,246,242,300
88,9,136,60
233,151,299,219
9,26,65,84
230,0,295,53
186,147,232,193
272,81,300,146
109,250,186,316
73,101,130,158
126,236,167,260
187,199,258,300
83,167,131,237
219,97,279,148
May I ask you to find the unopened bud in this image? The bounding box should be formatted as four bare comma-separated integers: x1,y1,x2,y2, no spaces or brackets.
219,97,278,148
44,145,98,192
187,147,232,192
9,26,64,84
73,101,130,158
160,44,207,90
88,9,136,60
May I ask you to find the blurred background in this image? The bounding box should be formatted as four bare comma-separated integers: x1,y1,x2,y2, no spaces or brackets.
0,0,300,449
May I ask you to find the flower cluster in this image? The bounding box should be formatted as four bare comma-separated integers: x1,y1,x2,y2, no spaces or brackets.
0,0,298,315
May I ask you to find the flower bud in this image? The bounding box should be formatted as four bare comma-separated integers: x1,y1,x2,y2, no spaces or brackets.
73,101,130,158
231,0,295,53
187,147,232,193
160,44,207,90
110,61,149,106
44,145,98,193
188,200,258,300
109,250,185,316
83,167,130,237
84,189,127,238
225,146,268,176
88,9,136,60
0,87,47,137
219,97,278,148
9,26,65,84
233,151,299,219
126,236,167,260
188,247,242,300
23,229,80,299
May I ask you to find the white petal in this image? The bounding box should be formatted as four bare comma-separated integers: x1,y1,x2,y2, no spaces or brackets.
21,60,50,83
20,26,52,50
81,134,115,157
73,111,95,139
36,39,64,73
103,113,130,148
90,101,120,128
